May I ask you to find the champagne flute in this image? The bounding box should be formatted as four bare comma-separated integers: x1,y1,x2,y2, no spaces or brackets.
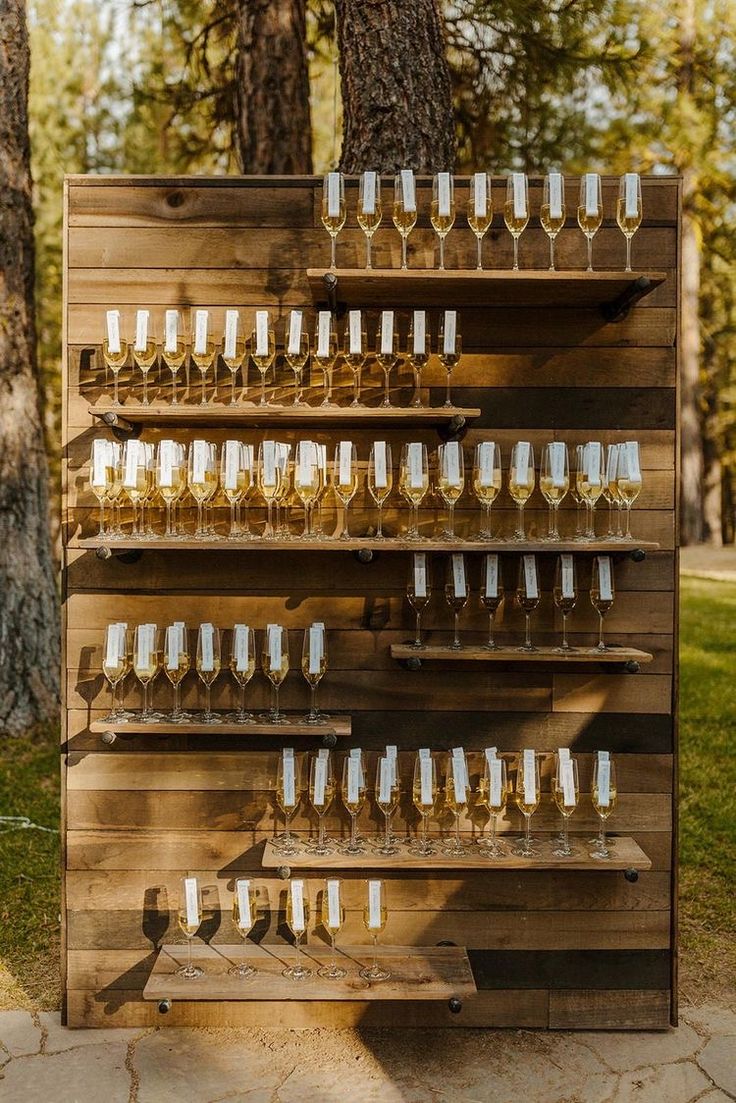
203,441,219,536
332,441,359,540
578,172,603,272
473,441,502,540
164,622,192,723
468,172,493,270
591,753,617,859
237,443,256,540
103,309,128,407
284,879,311,979
302,623,328,724
228,624,256,723
251,311,276,407
344,309,367,407
187,440,217,540
358,171,382,269
541,172,566,271
140,442,156,537
509,441,535,541
516,554,540,653
321,171,346,270
376,310,398,407
393,169,417,270
443,749,468,856
513,750,541,857
223,308,247,405
341,750,366,855
285,310,309,406
275,749,303,856
231,879,258,977
603,444,621,538
504,173,529,271
221,440,248,539
368,440,392,539
399,442,429,541
261,624,290,723
177,876,204,979
554,554,577,653
89,439,114,537
436,441,464,539
410,751,437,856
196,622,221,724
552,753,579,857
162,309,187,405
133,623,161,723
319,878,346,978
431,171,455,270
275,442,293,539
156,440,184,539
314,313,338,408
307,750,335,856
617,173,642,272
407,552,431,649
101,622,131,722
106,443,124,538
480,553,504,651
477,753,508,857
132,309,157,406
374,754,400,856
445,553,468,650
294,440,320,538
617,441,642,540
258,441,281,539
191,308,218,406
122,439,149,538
438,310,461,408
407,310,429,408
572,444,587,542
591,555,615,652
540,442,569,542
360,880,390,982
580,441,604,538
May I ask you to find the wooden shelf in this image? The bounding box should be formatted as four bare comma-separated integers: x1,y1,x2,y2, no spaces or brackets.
307,268,667,312
262,836,652,873
89,716,350,739
87,403,480,429
143,943,476,1002
78,536,660,555
390,644,654,667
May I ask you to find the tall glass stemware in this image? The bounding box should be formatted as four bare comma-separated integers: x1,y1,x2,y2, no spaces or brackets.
103,309,128,408
478,753,508,857
617,441,642,540
409,751,437,856
318,878,346,978
468,172,493,270
187,440,216,540
221,440,248,540
438,310,461,408
513,750,541,857
376,310,398,407
442,749,468,856
445,553,468,651
315,312,338,407
553,554,577,653
393,170,417,270
321,171,346,269
473,441,502,540
509,441,535,541
156,440,184,539
222,308,246,405
285,310,309,406
431,172,456,270
480,553,504,651
307,750,335,856
231,879,258,977
257,441,281,539
164,622,192,723
516,554,540,653
162,309,187,405
190,308,218,406
540,442,569,542
399,442,429,541
591,753,617,859
504,173,529,271
407,310,430,408
358,171,382,269
617,173,642,272
368,440,392,539
436,441,464,539
578,172,603,272
374,755,400,856
283,879,311,979
101,623,131,722
552,754,579,857
302,623,328,724
251,312,276,407
196,623,221,724
360,880,390,982
228,623,255,723
591,555,615,652
261,624,290,724
132,309,158,406
407,552,431,649
332,441,359,541
89,439,114,537
133,623,161,723
344,310,366,408
177,876,204,979
541,172,566,271
341,751,366,855
275,750,303,856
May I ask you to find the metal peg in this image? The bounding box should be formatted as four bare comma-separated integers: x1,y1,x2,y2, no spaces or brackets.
624,868,639,883
624,660,641,675
448,997,463,1014
157,999,172,1014
355,548,375,564
321,732,337,749
276,865,291,880
404,656,422,672
101,731,117,746
630,548,646,563
95,545,112,560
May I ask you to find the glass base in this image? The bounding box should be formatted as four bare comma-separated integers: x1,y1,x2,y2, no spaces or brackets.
552,842,576,857
304,840,333,856
339,841,366,855
359,964,391,982
303,712,330,725
478,840,507,859
517,644,538,653
512,839,539,858
272,837,301,856
225,711,255,724
228,963,257,978
482,642,498,652
590,847,612,861
200,711,223,725
442,840,467,856
373,843,399,856
408,841,436,856
318,963,347,979
258,711,290,725
176,963,204,979
553,644,576,653
282,963,312,980
169,710,195,724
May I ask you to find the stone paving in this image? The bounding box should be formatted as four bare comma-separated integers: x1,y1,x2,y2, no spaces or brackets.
0,1004,734,1102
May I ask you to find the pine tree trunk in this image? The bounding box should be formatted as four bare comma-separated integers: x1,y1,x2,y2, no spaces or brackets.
336,0,456,173
235,0,313,174
0,0,60,735
679,177,703,545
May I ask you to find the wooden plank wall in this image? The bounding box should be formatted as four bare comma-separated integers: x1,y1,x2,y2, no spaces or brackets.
62,175,679,1029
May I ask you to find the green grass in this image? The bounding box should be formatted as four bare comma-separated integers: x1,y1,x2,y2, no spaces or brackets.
0,578,733,1009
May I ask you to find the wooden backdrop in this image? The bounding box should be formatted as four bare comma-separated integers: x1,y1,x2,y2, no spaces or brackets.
61,174,679,1029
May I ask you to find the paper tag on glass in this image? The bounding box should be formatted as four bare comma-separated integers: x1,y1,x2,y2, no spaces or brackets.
297,441,314,484
309,623,323,675
414,553,427,598
166,625,180,667
236,880,252,929
438,171,451,217
473,172,487,215
561,554,574,599
91,440,109,487
157,439,173,488
224,440,239,491
597,757,611,807
164,309,178,353
445,441,461,486
234,624,250,672
452,553,467,598
420,757,432,804
625,441,642,481
283,749,296,806
479,441,495,486
452,747,467,802
255,310,269,357
349,747,364,787
314,756,327,805
184,877,199,928
327,879,341,928
372,440,387,488
513,172,527,219
123,440,140,488
362,170,376,214
317,311,331,358
485,747,497,770
490,759,503,806
194,309,208,355
106,309,121,354
585,173,599,217
136,624,153,667
412,310,426,356
368,880,382,928
625,173,639,219
290,880,305,931
263,440,276,484
288,310,303,357
378,757,392,803
268,624,282,668
550,442,566,488
548,172,563,219
443,310,456,356
386,745,397,783
200,623,214,671
347,756,360,803
224,309,239,359
586,441,602,486
134,309,149,352
485,553,499,598
523,555,538,599
327,172,340,218
559,747,570,763
348,310,362,355
380,310,394,355
105,623,122,668
523,749,536,805
515,441,530,487
242,443,254,473
598,556,613,601
408,442,423,488
339,440,352,485
606,444,619,484
192,439,207,484
400,169,416,212
562,760,576,807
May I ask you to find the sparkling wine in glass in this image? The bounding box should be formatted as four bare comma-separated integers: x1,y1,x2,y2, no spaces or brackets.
410,750,437,856
302,622,328,724
133,622,161,723
516,554,540,653
230,879,258,977
274,747,304,856
322,171,346,270
318,878,346,978
431,171,456,270
540,442,569,542
509,441,535,541
196,622,221,724
358,171,382,269
251,311,276,408
468,172,493,269
187,439,217,540
344,309,367,407
222,308,247,405
341,750,367,855
360,880,390,982
368,440,392,539
445,553,468,650
162,309,187,406
177,876,204,978
307,749,335,855
407,552,431,649
617,173,642,272
513,749,541,857
399,442,429,541
191,308,218,406
283,879,311,979
591,752,617,859
407,309,430,408
552,753,579,857
228,623,255,723
132,309,158,406
477,751,508,857
541,172,566,271
504,173,529,270
103,308,129,407
553,554,577,652
438,310,461,408
591,555,615,652
101,622,131,722
480,552,504,651
164,622,192,723
473,441,502,540
315,311,338,408
374,754,400,856
579,441,604,538
376,309,398,407
616,441,642,540
285,309,309,406
393,169,417,270
443,748,468,855
578,172,603,272
261,624,290,723
332,440,359,540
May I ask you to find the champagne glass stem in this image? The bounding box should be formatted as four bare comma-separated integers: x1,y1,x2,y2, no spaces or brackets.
448,502,455,538
273,683,280,720
412,367,421,407
438,235,445,270
512,235,519,271
230,502,236,537
608,501,614,535
170,369,177,405
525,812,532,853
575,501,582,536
330,234,336,270
626,235,632,273
353,371,360,406
196,502,203,537
477,236,483,270
598,612,605,651
625,504,632,538
587,234,593,272
562,612,568,650
548,503,553,536
377,502,383,538
549,235,555,271
414,611,422,648
266,501,274,538
350,812,358,851
200,371,206,405
318,812,326,850
401,235,408,270
383,370,390,406
490,812,497,851
173,682,180,719
165,501,173,537
517,502,525,539
98,501,105,537
372,933,378,973
444,372,452,407
295,932,302,972
259,373,266,407
488,611,495,649
366,235,372,270
205,683,211,719
553,503,560,539
485,502,492,537
343,501,350,539
142,679,149,718
113,370,119,406
231,373,237,405
331,933,337,971
240,684,246,717
525,613,532,650
385,812,391,850
599,820,607,855
109,679,116,718
309,684,317,721
143,372,149,405
455,812,461,849
325,367,332,404
188,936,193,975
453,611,461,648
563,817,569,854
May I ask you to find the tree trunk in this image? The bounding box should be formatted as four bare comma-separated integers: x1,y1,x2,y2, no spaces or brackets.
0,0,60,735
336,0,456,173
234,0,313,174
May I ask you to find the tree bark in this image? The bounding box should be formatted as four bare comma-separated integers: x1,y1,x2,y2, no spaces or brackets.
336,0,456,173
234,0,313,174
0,0,60,734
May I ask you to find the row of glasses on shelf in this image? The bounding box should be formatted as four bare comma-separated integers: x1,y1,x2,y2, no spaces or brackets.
178,874,391,983
89,437,643,543
271,746,618,862
406,551,618,653
101,306,460,409
102,621,328,726
321,169,644,271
